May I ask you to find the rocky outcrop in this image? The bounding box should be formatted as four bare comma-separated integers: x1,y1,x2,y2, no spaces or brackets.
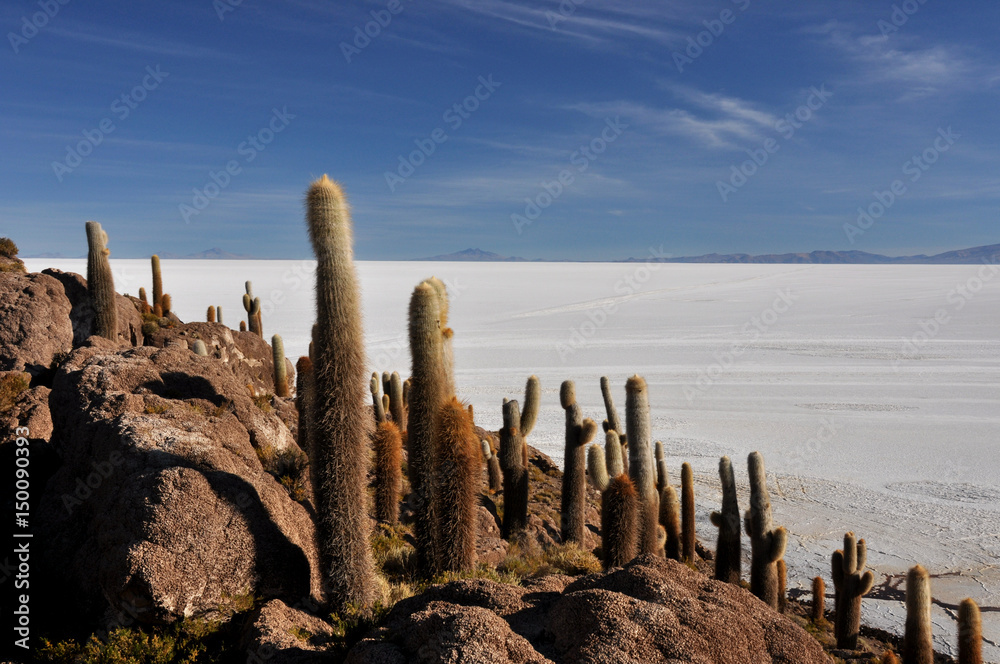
38,340,318,625
348,556,831,663
241,599,337,664
0,271,73,376
41,269,144,347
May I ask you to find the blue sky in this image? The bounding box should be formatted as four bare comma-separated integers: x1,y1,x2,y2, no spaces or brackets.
1,0,998,260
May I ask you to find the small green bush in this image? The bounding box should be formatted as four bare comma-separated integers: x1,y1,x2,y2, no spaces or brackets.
0,237,18,257
0,372,30,414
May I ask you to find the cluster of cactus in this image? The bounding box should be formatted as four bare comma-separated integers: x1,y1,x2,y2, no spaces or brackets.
304,174,375,610
207,305,222,324
498,377,538,540
243,281,262,337
832,532,875,649
588,427,639,570
559,380,597,544
84,221,118,340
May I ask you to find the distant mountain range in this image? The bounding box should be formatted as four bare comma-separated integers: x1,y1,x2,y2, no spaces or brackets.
154,248,255,260
417,244,1000,264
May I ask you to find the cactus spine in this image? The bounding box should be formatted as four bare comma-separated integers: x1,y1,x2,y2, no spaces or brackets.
373,420,402,525
406,281,447,573
272,335,290,397
151,254,163,311
625,375,659,555
560,380,597,544
433,397,479,572
85,221,118,340
811,576,826,623
832,532,875,650
388,371,404,428
601,474,638,569
681,462,696,562
745,451,787,610
305,174,375,610
903,565,934,664
958,598,982,664
710,455,741,584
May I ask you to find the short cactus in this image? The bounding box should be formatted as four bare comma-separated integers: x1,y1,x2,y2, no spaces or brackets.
601,473,638,569
745,451,787,610
903,565,934,664
191,339,208,356
216,306,223,325
207,306,216,323
605,430,625,478
85,221,117,340
958,598,982,664
519,374,540,437
373,420,402,525
560,380,597,544
832,532,875,650
433,397,479,573
239,320,247,332
681,462,696,563
272,335,290,397
499,399,529,539
481,439,502,493
660,484,682,560
161,293,172,318
370,372,386,423
655,441,668,492
777,559,787,613
812,576,826,623
710,455,741,584
138,287,151,314
388,371,404,428
625,375,659,555
151,255,163,311
248,297,261,336
587,443,609,492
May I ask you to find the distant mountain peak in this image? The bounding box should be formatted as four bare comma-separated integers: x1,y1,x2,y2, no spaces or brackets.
414,248,529,262
151,248,255,260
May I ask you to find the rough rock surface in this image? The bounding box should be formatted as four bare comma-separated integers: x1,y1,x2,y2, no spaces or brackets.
42,268,144,347
38,340,319,625
241,599,337,664
0,381,52,443
348,556,831,663
0,271,73,375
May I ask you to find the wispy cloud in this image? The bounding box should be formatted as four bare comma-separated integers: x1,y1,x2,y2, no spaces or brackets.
48,25,242,61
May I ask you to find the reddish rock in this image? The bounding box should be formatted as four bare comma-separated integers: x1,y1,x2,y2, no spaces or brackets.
0,271,73,375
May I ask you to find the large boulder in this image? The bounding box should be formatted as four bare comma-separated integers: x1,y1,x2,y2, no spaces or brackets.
38,340,319,625
0,271,73,376
42,268,144,347
348,557,830,663
241,599,338,664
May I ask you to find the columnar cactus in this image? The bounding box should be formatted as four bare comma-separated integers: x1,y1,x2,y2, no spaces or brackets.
239,320,247,332
903,565,934,664
248,297,262,337
812,576,826,623
85,221,117,340
370,373,386,423
272,335,290,397
499,399,529,539
424,276,455,395
481,439,503,493
560,380,597,544
151,254,163,311
661,485,682,560
388,371,404,428
138,287,150,314
832,532,875,649
777,559,788,613
681,462,696,562
655,441,668,492
605,431,624,478
625,375,659,555
373,420,402,525
958,598,982,664
207,306,216,323
587,443,609,492
601,474,638,569
519,375,540,439
305,174,375,610
600,376,624,441
745,451,787,610
433,397,479,573
381,371,391,400
295,356,313,465
407,281,447,573
217,306,223,325
161,293,172,318
710,455,741,584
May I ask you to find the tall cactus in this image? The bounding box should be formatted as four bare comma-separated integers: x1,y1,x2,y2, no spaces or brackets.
660,484,682,560
625,375,659,555
272,335,290,397
710,455,741,584
601,474,638,570
407,281,447,573
903,565,934,664
305,174,375,610
424,276,455,395
499,399,529,539
151,254,163,311
681,462,696,562
373,420,402,525
745,451,787,610
600,376,624,442
295,356,313,466
433,397,479,573
560,380,597,544
85,221,117,340
958,598,982,664
812,576,826,624
832,532,875,649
